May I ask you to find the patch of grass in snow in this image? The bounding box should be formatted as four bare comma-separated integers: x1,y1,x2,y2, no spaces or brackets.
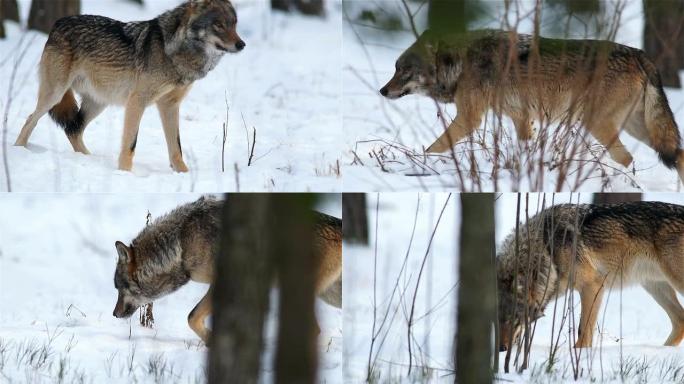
0,334,201,383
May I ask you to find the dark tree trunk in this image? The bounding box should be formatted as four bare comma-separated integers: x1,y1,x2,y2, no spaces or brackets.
428,0,466,34
272,194,318,384
2,0,19,22
643,0,684,88
294,0,324,16
271,0,324,16
342,193,368,245
209,194,273,384
592,193,642,204
456,193,495,384
0,3,5,39
28,0,80,34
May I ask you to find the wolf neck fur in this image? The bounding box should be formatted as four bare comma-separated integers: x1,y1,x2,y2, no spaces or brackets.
155,3,224,84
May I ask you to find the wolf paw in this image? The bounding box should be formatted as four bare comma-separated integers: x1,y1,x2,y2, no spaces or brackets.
426,141,450,153
172,162,189,173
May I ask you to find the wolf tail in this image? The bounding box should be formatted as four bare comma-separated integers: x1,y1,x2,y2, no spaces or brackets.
48,89,84,138
637,52,683,171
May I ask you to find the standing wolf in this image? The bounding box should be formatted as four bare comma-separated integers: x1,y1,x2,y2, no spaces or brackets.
112,196,342,343
15,0,245,172
497,201,684,351
380,30,684,182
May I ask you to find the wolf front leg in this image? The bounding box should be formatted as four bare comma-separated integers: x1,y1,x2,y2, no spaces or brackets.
642,281,684,346
575,283,605,348
118,94,148,171
188,288,212,344
426,91,486,153
157,86,191,173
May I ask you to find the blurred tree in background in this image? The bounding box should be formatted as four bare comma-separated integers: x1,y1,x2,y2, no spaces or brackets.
209,195,272,383
0,0,19,38
456,193,496,383
643,0,684,88
209,194,319,383
593,193,642,204
272,0,325,16
28,0,80,34
343,193,368,245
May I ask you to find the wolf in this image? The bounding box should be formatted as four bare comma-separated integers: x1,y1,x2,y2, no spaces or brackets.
380,29,684,182
497,201,684,351
15,0,244,172
112,196,342,343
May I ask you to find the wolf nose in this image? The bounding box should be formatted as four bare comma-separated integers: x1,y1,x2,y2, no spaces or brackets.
499,345,508,352
236,40,246,51
379,87,388,97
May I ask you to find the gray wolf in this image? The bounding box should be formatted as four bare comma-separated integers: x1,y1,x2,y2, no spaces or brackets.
15,0,244,172
497,201,684,351
112,196,342,343
380,29,684,182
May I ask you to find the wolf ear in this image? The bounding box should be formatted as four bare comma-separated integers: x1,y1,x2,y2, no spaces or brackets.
115,241,131,262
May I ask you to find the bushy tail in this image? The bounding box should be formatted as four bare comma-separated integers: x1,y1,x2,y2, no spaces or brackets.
638,53,682,169
48,89,84,138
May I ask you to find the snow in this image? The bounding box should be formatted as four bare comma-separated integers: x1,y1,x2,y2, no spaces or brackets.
0,194,342,383
343,193,458,383
0,0,342,192
342,1,684,192
495,193,684,383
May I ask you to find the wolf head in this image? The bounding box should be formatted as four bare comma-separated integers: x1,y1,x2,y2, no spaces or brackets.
112,241,151,319
495,228,552,352
186,0,245,53
164,0,245,58
379,30,461,102
190,0,245,53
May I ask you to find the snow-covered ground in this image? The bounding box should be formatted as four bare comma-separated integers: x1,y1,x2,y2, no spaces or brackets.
0,0,342,192
496,193,684,383
344,193,458,383
0,194,342,383
343,1,684,192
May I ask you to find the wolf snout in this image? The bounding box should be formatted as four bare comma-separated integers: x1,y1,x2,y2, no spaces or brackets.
235,40,246,51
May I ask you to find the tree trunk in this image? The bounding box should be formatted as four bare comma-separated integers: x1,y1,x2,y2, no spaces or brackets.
272,194,318,384
456,193,495,384
0,2,5,39
294,0,324,16
428,0,466,34
643,0,684,88
342,193,368,245
592,193,642,204
28,0,80,34
2,0,19,22
208,194,273,384
271,0,325,16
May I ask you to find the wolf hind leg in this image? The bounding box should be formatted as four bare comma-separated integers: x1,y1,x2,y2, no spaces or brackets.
188,288,212,343
14,81,71,147
642,281,684,346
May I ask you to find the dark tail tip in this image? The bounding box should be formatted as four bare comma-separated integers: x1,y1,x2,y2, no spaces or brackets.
659,148,681,169
48,91,85,137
